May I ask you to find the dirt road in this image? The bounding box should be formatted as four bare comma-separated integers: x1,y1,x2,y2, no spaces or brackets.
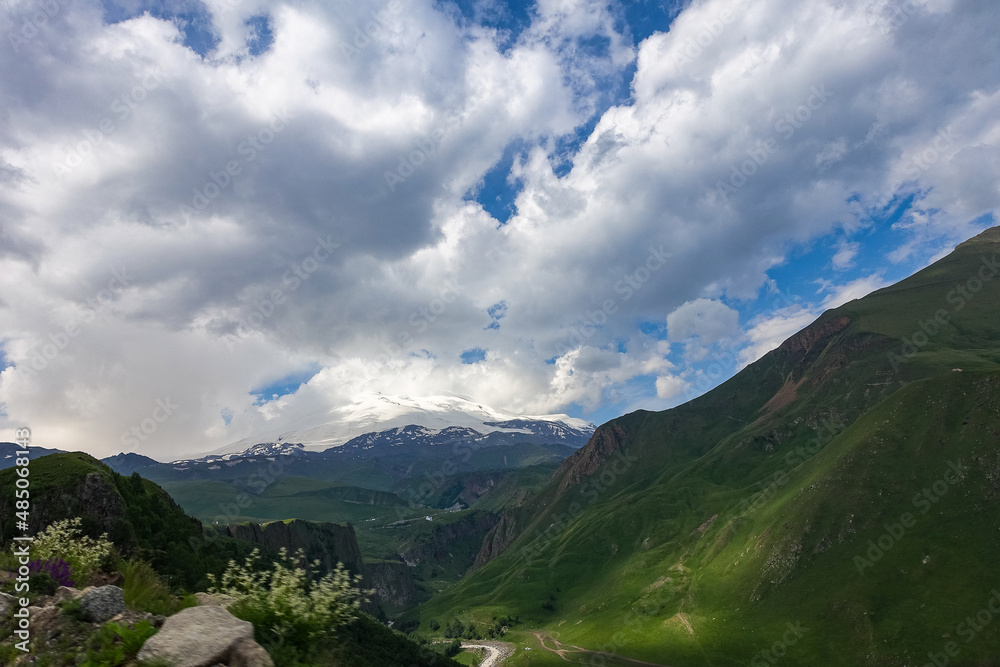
461,641,514,666
531,632,672,666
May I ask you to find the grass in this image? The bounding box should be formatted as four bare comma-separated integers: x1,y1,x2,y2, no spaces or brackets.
120,558,196,616
158,478,423,526
410,229,1000,666
454,648,483,665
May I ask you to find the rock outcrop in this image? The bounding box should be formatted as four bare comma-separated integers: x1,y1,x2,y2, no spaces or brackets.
221,519,364,577
220,519,385,615
229,637,275,667
137,605,272,667
400,512,499,568
194,591,237,608
553,422,629,498
78,585,125,623
363,560,418,609
472,508,520,570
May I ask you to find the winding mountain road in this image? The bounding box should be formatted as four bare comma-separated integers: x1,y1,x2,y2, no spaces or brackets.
460,642,513,666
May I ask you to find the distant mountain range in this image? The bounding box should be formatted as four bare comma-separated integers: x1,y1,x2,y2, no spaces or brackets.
97,417,593,487
216,393,594,453
0,441,68,470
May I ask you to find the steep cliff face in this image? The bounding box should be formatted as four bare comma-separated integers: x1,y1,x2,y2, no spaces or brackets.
471,509,519,569
222,519,393,616
364,560,419,610
552,422,629,498
399,511,499,581
222,519,365,576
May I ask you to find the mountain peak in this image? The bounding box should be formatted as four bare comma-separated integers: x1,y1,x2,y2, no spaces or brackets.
218,393,593,455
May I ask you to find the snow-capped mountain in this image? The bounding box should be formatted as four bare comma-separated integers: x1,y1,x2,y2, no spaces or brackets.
170,442,309,466
218,393,595,455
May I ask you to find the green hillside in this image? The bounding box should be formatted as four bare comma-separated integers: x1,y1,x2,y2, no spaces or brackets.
413,228,1000,665
0,453,463,666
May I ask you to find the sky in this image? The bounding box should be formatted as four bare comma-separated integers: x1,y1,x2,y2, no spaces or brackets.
0,0,998,459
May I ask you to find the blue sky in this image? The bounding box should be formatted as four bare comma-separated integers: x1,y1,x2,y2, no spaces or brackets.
1,0,998,456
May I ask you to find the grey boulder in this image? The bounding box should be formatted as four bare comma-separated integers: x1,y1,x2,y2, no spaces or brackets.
79,585,125,623
137,605,258,667
229,637,275,667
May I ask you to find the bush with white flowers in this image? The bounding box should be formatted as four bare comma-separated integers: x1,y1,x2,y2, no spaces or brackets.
31,518,114,584
208,547,369,652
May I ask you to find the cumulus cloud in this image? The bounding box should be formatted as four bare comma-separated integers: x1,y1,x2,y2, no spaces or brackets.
666,299,740,343
655,374,689,400
0,0,998,456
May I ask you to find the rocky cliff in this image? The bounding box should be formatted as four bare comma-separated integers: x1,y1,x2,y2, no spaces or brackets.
363,560,419,611
400,512,499,571
222,519,365,577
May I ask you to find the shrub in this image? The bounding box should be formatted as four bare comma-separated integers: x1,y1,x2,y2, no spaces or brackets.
28,558,75,588
61,597,88,622
444,639,462,657
120,559,194,616
28,572,58,597
81,620,158,666
208,548,369,658
31,518,113,584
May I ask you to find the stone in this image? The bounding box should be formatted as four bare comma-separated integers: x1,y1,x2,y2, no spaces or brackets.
194,591,237,608
229,637,275,667
91,570,125,587
26,605,62,642
51,586,82,604
79,585,126,623
137,605,255,667
0,592,14,616
108,609,167,629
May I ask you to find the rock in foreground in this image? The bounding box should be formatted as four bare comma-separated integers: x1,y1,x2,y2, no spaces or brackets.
137,605,272,667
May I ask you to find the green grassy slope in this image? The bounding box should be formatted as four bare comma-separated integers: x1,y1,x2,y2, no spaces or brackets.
414,228,1000,665
159,476,416,526
0,452,264,591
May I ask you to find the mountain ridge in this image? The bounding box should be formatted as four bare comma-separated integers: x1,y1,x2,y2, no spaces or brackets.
413,227,1000,666
217,393,595,455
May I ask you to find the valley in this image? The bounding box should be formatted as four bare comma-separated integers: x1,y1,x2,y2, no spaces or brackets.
4,229,1000,665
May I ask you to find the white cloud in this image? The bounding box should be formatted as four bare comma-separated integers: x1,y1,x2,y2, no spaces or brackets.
0,0,998,456
737,308,819,367
831,239,860,270
655,374,689,400
667,299,740,343
820,273,889,309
